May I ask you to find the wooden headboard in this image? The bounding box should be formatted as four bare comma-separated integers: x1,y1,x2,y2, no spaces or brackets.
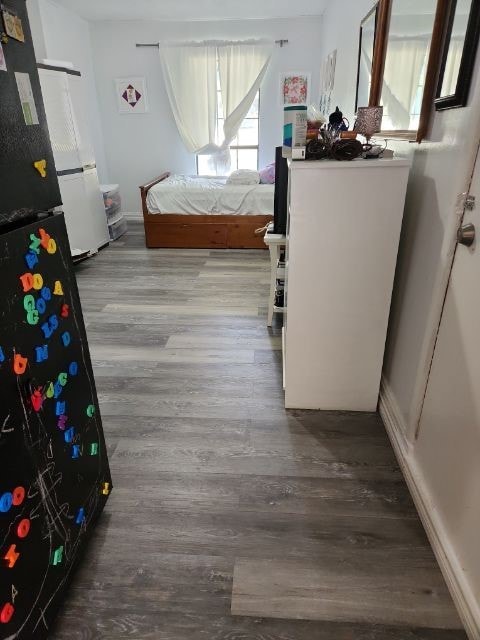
139,172,171,217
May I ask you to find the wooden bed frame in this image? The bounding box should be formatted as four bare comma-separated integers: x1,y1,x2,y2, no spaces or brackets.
140,172,272,249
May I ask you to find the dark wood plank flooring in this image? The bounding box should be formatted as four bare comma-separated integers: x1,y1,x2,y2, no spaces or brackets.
50,218,467,639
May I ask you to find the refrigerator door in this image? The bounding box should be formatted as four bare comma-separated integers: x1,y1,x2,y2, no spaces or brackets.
0,0,61,227
0,213,112,640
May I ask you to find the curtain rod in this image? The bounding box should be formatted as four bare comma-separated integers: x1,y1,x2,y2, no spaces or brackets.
136,39,288,48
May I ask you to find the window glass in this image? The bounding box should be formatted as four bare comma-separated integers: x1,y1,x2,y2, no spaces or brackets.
237,148,258,172
198,59,259,176
236,119,259,146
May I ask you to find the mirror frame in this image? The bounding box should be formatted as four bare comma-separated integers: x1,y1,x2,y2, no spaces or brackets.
366,0,450,142
355,5,379,113
435,0,480,110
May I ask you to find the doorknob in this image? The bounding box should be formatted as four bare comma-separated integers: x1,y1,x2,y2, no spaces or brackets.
457,223,476,247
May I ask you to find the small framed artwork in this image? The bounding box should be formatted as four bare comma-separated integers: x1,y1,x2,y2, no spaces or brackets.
280,72,311,106
2,8,25,42
319,49,337,116
435,0,480,110
115,77,149,114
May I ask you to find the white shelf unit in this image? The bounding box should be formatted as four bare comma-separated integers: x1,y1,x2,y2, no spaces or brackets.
283,158,410,411
264,230,287,327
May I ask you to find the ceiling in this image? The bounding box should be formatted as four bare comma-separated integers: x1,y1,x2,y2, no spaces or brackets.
52,0,329,22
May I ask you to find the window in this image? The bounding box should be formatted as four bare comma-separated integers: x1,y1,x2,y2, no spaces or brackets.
197,64,260,176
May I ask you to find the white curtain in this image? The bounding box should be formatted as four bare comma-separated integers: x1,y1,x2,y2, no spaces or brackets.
381,38,429,130
159,44,217,154
218,42,273,146
159,41,273,170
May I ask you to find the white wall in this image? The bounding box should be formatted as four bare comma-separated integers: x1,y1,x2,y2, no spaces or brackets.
89,17,323,211
319,0,375,122
27,0,109,182
320,1,480,633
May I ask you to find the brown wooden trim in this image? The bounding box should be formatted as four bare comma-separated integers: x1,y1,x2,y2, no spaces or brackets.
417,0,451,141
143,214,272,249
139,172,171,217
369,0,392,106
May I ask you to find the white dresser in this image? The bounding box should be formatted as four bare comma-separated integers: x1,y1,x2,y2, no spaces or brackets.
284,158,410,411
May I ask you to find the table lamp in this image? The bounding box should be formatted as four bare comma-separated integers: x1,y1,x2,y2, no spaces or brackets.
354,106,383,152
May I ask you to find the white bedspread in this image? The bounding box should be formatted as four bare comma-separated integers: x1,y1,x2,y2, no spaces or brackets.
146,175,274,216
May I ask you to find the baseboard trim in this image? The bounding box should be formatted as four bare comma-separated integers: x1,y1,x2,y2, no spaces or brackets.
379,376,480,640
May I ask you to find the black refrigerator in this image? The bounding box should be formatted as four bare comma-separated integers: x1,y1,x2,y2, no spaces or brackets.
0,2,112,638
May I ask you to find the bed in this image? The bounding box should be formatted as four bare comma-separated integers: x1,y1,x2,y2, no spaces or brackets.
140,172,274,249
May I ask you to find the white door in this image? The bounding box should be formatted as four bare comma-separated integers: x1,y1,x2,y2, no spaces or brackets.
58,173,95,253
67,74,96,168
416,150,480,611
83,167,110,249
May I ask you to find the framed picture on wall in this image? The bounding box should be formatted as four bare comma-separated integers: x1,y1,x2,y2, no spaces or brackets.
319,49,337,116
280,72,311,106
115,77,149,114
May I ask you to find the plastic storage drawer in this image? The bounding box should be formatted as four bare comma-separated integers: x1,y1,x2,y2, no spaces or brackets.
108,215,127,241
106,203,121,223
101,184,122,218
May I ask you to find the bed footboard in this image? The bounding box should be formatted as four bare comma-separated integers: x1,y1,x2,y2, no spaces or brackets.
139,172,171,217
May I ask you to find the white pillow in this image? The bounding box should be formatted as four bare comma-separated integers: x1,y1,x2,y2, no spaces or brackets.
226,169,261,185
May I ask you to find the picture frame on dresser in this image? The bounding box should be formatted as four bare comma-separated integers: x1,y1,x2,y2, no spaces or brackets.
435,0,480,110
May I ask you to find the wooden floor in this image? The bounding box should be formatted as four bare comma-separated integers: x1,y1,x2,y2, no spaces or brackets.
51,218,467,640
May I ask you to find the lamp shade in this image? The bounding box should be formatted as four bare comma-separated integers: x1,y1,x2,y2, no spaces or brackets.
355,106,383,137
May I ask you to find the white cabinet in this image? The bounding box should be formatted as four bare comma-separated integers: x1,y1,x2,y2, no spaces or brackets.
39,65,109,254
284,158,410,412
66,74,96,168
38,68,80,172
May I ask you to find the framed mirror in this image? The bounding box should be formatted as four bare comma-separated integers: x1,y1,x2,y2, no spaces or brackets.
435,0,480,110
362,0,450,142
355,5,378,112
381,0,438,137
